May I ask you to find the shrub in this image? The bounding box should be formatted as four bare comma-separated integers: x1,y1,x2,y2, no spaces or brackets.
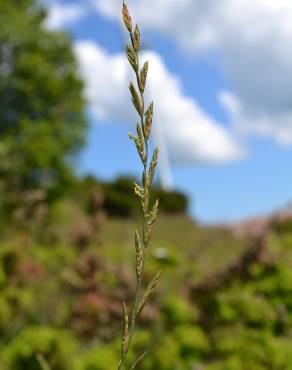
162,296,198,326
101,176,189,218
0,296,11,335
1,327,77,370
174,325,209,358
154,189,188,214
76,346,119,370
272,217,292,234
151,335,181,370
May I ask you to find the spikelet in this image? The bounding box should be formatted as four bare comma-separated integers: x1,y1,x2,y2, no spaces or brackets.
122,1,132,32
129,82,143,115
135,271,161,317
121,302,129,355
133,25,140,52
126,45,138,72
135,231,143,282
143,102,153,139
139,61,148,94
149,146,159,185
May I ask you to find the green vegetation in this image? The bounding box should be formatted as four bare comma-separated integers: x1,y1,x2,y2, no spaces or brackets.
1,0,292,369
2,205,292,369
0,0,87,212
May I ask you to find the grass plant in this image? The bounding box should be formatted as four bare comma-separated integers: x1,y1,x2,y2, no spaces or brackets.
118,2,161,369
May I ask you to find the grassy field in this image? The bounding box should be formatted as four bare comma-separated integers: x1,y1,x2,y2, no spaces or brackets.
101,214,247,287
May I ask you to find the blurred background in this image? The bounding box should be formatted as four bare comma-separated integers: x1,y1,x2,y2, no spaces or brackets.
1,0,292,369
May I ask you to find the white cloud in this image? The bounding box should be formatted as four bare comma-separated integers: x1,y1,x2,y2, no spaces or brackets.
44,3,87,30
219,90,292,146
219,90,242,119
93,0,292,146
74,41,243,166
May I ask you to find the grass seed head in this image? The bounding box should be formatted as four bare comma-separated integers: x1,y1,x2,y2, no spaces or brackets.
122,1,132,32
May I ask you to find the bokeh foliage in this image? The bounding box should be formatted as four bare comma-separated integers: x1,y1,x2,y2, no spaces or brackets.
0,0,87,206
1,212,292,370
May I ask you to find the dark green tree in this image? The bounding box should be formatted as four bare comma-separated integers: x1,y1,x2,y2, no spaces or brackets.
0,0,87,205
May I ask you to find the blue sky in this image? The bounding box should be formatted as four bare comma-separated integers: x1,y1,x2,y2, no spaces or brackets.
45,0,292,223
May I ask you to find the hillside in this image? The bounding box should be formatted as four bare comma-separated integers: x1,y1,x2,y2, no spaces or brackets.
1,196,292,369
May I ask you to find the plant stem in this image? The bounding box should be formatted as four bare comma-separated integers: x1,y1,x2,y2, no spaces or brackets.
118,2,160,369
